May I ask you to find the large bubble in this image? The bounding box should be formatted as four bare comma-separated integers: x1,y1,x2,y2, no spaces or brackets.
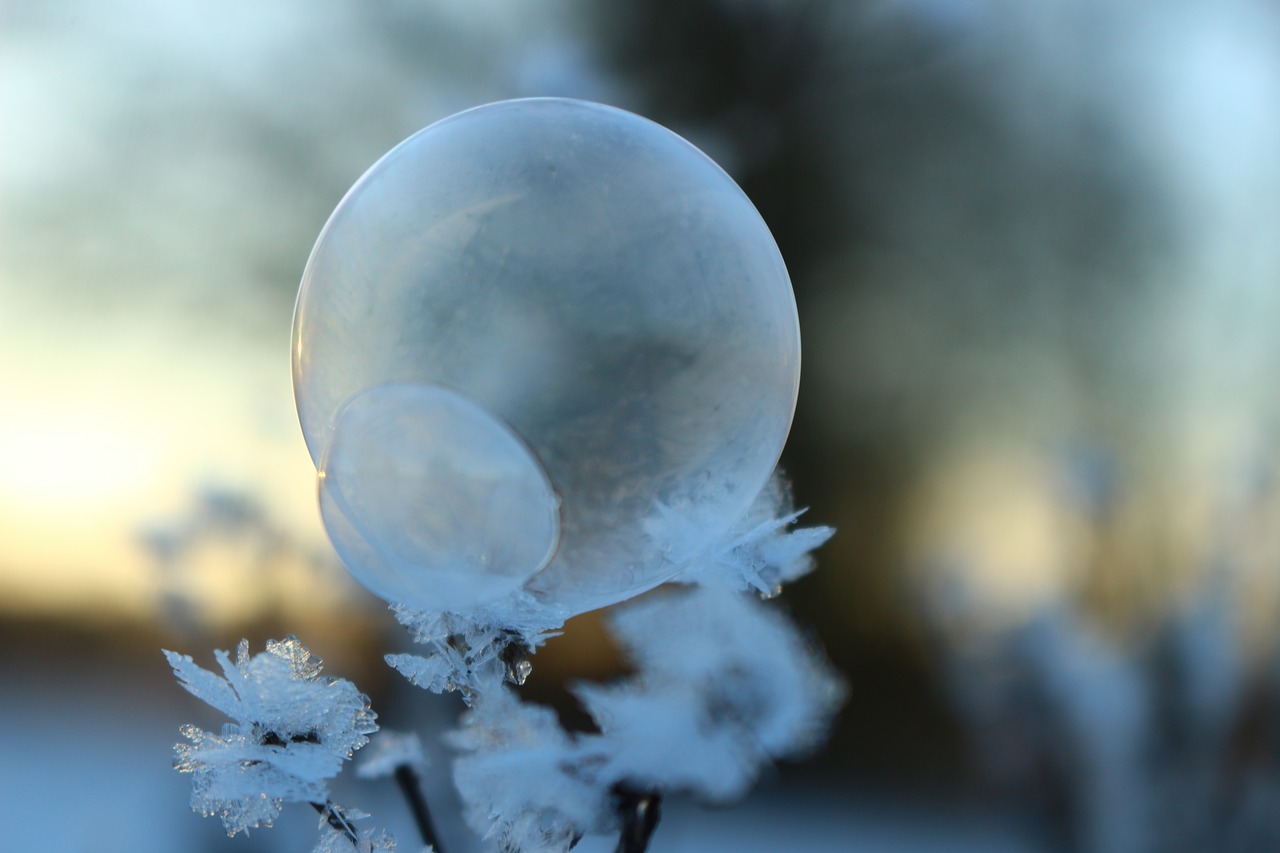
294,98,800,613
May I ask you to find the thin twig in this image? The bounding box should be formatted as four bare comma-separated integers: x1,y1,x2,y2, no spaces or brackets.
613,786,662,853
311,800,361,847
395,763,447,853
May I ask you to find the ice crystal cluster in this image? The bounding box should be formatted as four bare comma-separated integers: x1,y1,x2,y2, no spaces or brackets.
391,479,844,851
167,98,843,853
164,637,377,836
444,494,845,853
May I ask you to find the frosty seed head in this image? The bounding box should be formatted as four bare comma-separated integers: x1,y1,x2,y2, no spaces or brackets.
294,97,800,613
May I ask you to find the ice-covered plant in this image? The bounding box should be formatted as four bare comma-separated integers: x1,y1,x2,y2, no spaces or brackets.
164,637,380,841
166,98,843,852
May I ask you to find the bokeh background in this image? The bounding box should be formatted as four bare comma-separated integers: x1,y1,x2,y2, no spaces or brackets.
6,1,1280,850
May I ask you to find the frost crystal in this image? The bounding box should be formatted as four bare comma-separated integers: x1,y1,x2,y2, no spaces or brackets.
450,688,610,853
670,475,834,595
312,804,399,853
395,475,841,847
445,586,843,849
164,637,378,835
385,477,829,705
576,586,847,802
387,598,564,698
356,730,427,780
313,825,397,853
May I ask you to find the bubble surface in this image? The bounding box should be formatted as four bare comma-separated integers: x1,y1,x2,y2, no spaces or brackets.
320,383,560,611
294,98,799,612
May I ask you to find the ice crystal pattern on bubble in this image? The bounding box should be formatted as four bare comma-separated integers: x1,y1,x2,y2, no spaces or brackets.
164,636,378,836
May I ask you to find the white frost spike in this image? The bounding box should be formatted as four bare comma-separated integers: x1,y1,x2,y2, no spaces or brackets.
311,804,398,853
576,586,846,801
357,730,428,780
164,637,378,836
313,827,397,853
574,680,759,801
393,591,567,648
450,688,609,853
266,634,326,681
386,649,485,697
665,474,834,595
321,382,561,612
387,602,564,698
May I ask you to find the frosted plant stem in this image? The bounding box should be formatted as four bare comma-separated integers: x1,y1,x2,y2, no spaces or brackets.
395,763,446,853
613,787,662,853
311,801,361,847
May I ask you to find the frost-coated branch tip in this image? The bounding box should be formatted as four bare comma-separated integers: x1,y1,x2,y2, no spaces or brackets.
311,801,397,853
164,638,377,836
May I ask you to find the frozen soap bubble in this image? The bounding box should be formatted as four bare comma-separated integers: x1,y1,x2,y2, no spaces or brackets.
294,98,800,613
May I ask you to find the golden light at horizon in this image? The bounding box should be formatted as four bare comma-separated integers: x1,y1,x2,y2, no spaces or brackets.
0,306,332,624
0,392,170,514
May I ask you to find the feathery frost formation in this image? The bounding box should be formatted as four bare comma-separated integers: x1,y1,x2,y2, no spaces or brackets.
421,480,845,852
164,637,377,836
